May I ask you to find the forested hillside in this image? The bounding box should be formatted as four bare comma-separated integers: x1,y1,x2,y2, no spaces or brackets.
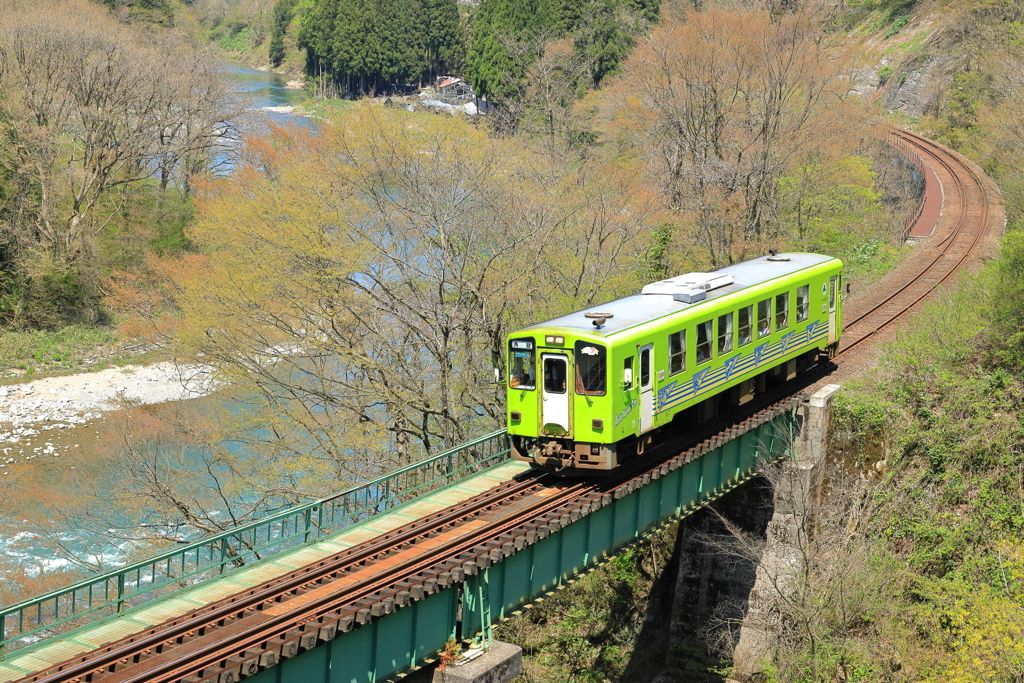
296,0,657,98
796,1,1024,680
486,1,1024,681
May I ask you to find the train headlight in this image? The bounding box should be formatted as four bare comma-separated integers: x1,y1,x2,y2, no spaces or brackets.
545,335,564,345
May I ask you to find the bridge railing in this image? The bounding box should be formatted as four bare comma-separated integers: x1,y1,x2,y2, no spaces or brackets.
0,430,510,658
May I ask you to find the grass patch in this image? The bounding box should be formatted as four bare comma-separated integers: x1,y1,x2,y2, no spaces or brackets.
0,325,164,383
843,237,911,285
297,98,356,122
838,1,919,33
891,28,930,55
218,25,258,54
885,13,911,38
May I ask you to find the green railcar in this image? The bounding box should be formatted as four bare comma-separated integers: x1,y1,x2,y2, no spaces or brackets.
506,252,844,473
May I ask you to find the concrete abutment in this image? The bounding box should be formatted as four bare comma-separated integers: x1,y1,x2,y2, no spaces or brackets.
431,642,522,683
730,383,840,680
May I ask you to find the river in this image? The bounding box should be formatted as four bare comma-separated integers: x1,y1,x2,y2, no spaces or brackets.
224,63,317,131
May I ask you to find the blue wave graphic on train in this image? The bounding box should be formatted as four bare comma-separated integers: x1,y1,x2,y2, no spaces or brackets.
655,322,828,415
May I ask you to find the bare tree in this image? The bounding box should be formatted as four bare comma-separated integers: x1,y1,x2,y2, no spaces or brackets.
980,50,1024,216
491,34,589,156
0,0,241,264
698,454,905,682
611,4,870,266
150,38,247,195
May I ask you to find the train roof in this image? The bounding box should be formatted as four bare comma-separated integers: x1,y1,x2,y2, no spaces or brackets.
520,253,839,338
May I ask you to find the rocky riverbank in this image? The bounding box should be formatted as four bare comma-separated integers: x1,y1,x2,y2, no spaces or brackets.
0,363,217,448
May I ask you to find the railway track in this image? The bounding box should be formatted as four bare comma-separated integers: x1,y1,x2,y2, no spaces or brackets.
11,129,998,683
20,378,811,683
836,129,995,357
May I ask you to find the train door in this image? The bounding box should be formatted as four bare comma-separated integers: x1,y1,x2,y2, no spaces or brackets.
639,344,653,433
828,275,838,344
541,353,571,435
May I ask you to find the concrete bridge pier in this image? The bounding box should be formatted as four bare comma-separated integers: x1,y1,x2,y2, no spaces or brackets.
430,642,522,683
731,384,841,681
401,641,522,683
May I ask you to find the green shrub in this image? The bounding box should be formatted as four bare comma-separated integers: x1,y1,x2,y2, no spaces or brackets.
0,325,125,378
985,227,1024,370
886,13,910,38
219,25,256,53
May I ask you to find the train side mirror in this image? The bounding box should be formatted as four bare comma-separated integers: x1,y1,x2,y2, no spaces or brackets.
622,367,633,388
846,282,851,294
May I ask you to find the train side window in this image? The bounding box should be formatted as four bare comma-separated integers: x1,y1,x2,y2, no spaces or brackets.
796,285,809,322
737,306,753,346
574,341,607,396
696,320,713,364
718,312,733,355
508,338,536,390
829,276,837,310
640,348,651,387
757,299,771,338
775,292,789,331
669,331,686,374
623,356,634,389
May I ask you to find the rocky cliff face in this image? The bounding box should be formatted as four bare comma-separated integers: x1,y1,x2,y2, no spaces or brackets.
883,56,948,117
620,479,776,683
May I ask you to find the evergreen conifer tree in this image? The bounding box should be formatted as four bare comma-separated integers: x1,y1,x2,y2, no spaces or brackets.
270,0,299,67
299,0,338,79
421,0,461,81
334,0,380,92
467,0,558,100
377,0,423,84
573,0,634,87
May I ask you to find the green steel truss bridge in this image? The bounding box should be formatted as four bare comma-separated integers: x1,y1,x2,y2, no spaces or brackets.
0,388,819,683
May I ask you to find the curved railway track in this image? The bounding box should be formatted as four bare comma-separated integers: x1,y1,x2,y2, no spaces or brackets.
836,129,995,357
11,129,999,683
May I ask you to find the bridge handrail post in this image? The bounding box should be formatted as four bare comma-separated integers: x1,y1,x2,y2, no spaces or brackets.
303,507,313,544
1,612,6,660
219,538,229,575
116,574,126,615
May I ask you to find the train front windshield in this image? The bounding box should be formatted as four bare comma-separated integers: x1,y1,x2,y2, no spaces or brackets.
574,341,606,395
509,338,536,389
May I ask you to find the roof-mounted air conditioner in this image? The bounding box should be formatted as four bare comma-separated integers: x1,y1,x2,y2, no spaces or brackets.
641,273,735,297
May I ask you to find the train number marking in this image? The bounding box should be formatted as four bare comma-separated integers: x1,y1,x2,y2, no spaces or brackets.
614,398,638,427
